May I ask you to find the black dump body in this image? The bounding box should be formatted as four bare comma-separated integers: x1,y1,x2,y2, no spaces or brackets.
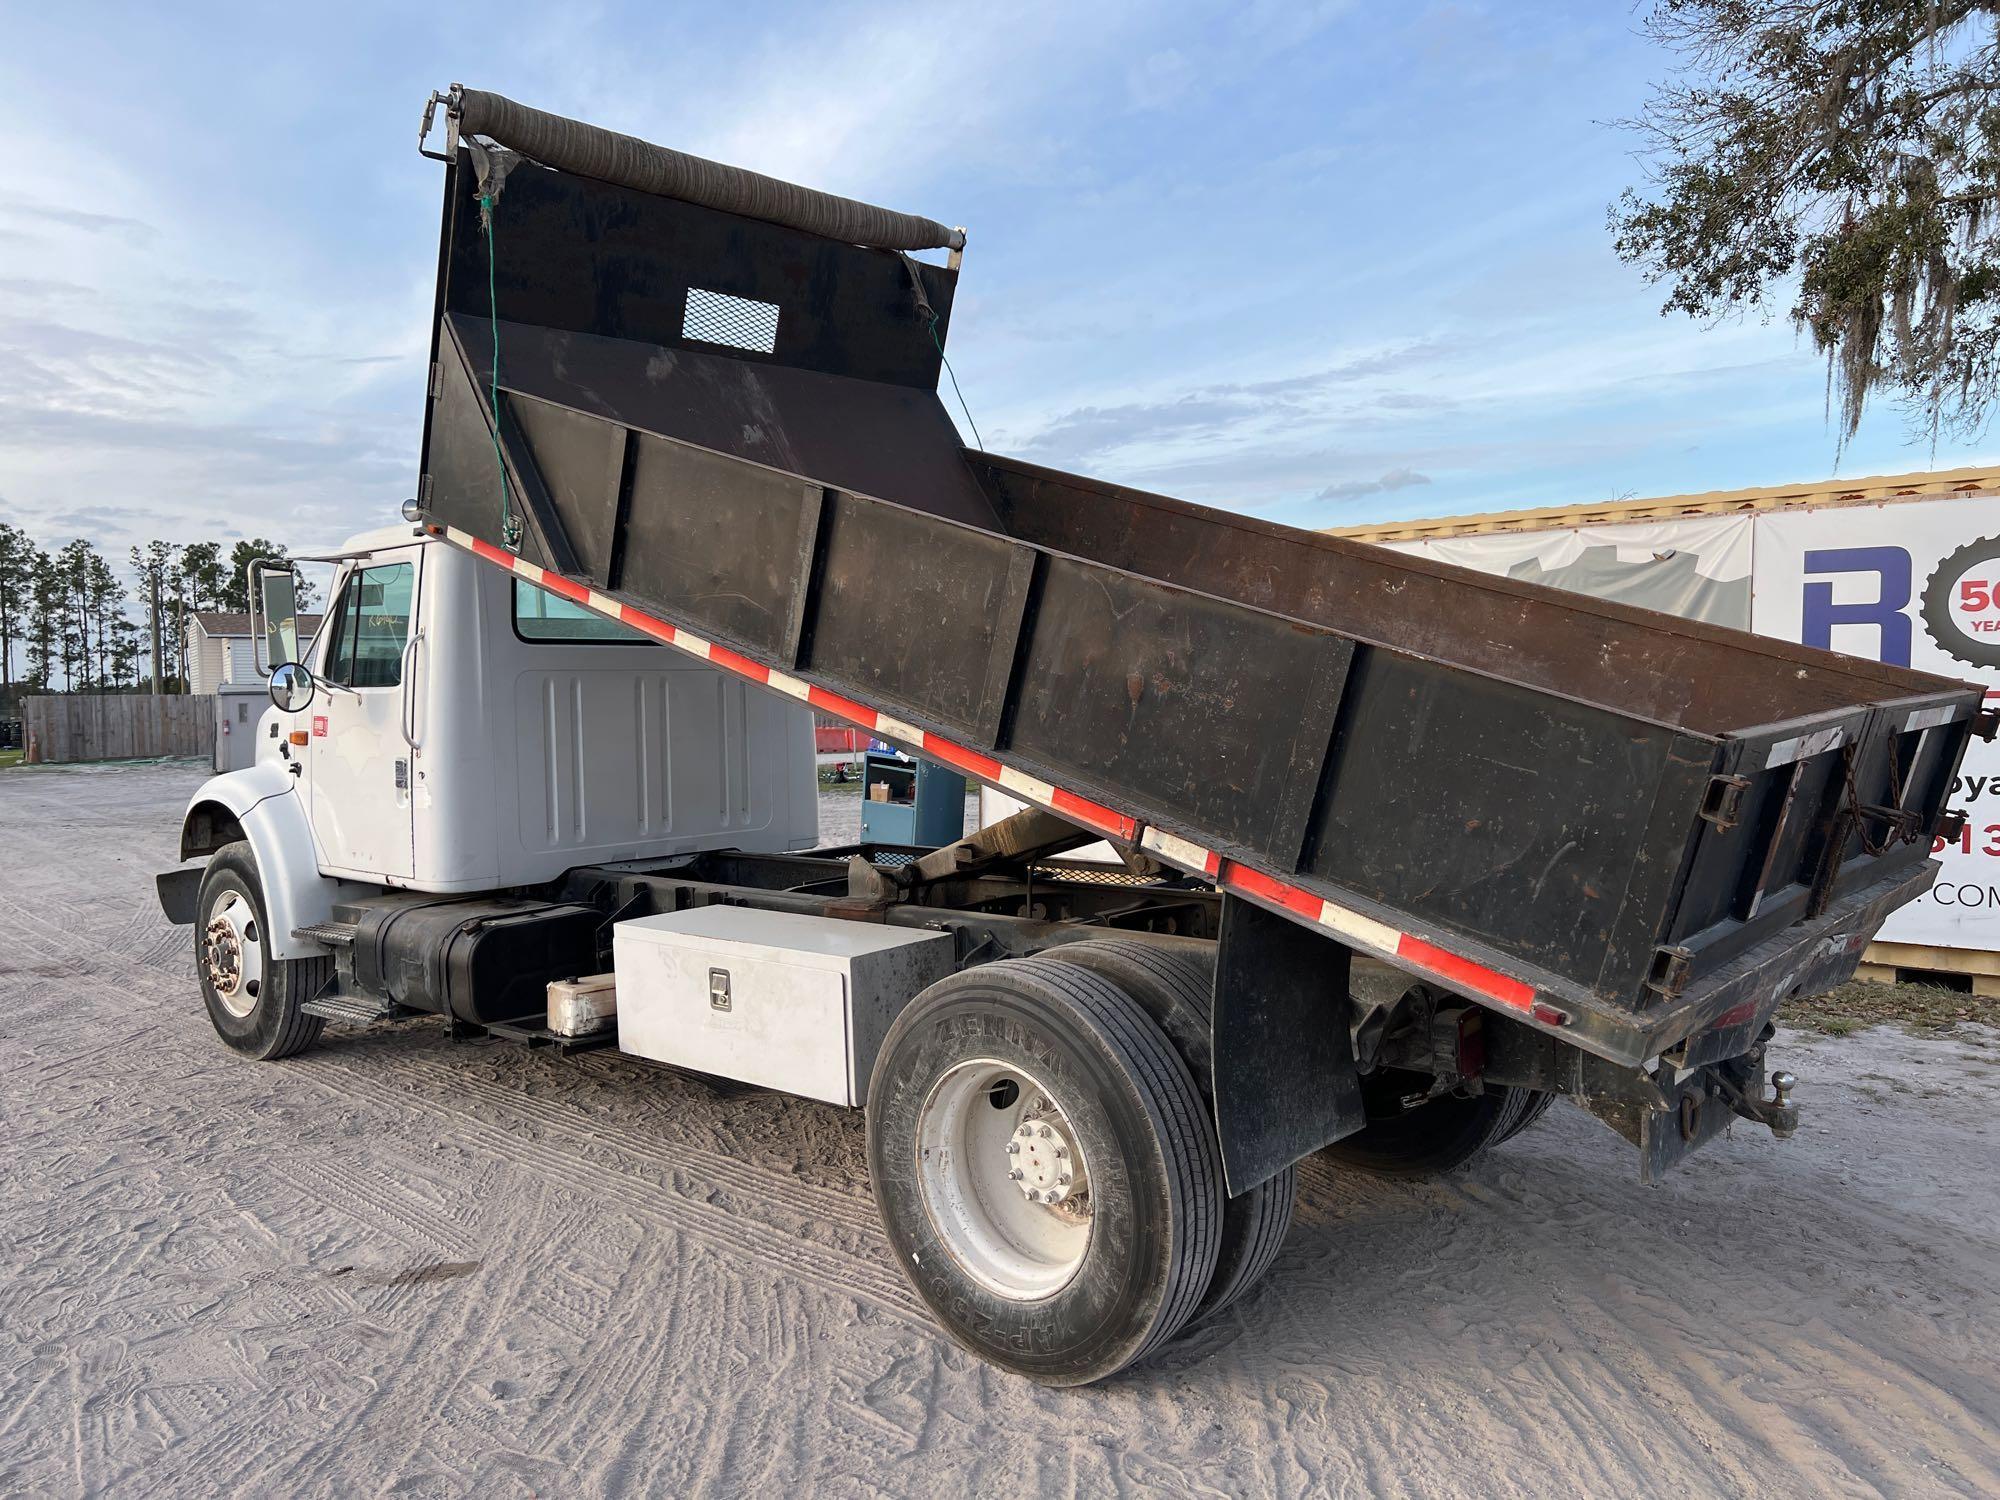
415,104,1985,1071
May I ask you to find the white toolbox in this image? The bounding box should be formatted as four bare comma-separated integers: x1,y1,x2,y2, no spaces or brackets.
611,906,954,1106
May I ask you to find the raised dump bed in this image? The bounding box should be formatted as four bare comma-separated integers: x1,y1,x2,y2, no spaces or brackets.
414,89,1988,1071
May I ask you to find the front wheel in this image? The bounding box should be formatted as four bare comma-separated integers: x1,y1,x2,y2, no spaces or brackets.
866,957,1222,1385
195,842,329,1061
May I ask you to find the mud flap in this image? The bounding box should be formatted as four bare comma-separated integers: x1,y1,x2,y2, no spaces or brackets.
156,867,202,926
1210,893,1367,1195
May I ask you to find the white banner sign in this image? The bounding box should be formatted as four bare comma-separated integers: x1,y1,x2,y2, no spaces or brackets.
1751,497,2000,950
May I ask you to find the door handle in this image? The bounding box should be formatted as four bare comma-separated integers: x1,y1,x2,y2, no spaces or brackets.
400,630,426,750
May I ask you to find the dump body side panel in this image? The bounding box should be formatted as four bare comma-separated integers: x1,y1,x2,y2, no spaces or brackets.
416,145,1984,1067
970,453,1974,731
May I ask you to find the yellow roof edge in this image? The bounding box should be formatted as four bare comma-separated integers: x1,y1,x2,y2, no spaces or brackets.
1325,464,2000,544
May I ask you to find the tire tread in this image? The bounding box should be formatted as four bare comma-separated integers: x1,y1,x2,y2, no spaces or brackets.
1050,939,1297,1320
1006,958,1223,1362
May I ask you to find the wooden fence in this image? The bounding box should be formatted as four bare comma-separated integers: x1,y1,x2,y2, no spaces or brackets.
22,694,212,764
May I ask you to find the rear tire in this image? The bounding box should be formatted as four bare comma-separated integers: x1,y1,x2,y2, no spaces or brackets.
866,957,1222,1385
195,842,329,1061
1320,1072,1546,1178
1050,939,1297,1320
1493,1086,1558,1145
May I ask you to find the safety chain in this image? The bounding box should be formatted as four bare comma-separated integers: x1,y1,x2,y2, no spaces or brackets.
1837,739,1922,858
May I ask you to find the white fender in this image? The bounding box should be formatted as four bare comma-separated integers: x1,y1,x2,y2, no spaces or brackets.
173,764,373,960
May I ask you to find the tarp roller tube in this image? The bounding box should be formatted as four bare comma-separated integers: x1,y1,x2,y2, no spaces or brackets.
448,86,965,253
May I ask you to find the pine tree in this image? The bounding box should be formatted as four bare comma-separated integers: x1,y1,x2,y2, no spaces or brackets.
180,541,226,614
53,540,99,688
109,613,143,688
221,538,298,613
25,550,62,691
84,550,123,691
128,541,178,693
0,520,36,703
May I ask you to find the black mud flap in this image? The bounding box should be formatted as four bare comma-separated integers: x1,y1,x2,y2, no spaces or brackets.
1209,892,1367,1195
156,867,202,926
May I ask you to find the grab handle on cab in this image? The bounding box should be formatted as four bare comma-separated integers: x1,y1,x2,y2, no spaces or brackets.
400,630,426,751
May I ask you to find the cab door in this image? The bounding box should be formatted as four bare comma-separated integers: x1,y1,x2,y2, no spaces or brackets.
307,549,421,880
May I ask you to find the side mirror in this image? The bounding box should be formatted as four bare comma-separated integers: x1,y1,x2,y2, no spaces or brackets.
269,661,317,713
259,566,302,671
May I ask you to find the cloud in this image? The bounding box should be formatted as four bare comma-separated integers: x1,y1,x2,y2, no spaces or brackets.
614,2,1142,204
0,194,155,241
1010,340,1454,467
1128,50,1196,111
1313,466,1431,505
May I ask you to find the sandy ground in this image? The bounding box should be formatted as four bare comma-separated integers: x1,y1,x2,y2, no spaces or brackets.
2,760,1998,1499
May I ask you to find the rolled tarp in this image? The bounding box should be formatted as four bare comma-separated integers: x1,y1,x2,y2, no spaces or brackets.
451,87,964,253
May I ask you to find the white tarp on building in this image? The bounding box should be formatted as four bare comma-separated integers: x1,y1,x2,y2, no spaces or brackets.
1387,514,1754,628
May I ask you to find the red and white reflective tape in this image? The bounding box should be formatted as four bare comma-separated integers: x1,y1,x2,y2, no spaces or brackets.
445,525,1558,1024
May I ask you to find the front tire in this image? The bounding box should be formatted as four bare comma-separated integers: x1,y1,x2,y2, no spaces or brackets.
196,842,328,1061
866,957,1222,1385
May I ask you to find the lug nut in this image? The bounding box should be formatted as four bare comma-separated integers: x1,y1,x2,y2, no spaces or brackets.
1004,1141,1019,1154
1052,1145,1067,1158
1037,1124,1051,1138
1057,1173,1071,1186
1008,1168,1024,1181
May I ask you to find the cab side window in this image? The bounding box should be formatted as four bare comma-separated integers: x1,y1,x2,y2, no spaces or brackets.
321,561,414,689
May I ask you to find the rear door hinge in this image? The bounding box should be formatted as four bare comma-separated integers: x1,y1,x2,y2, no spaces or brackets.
1646,944,1694,1000
1699,774,1751,832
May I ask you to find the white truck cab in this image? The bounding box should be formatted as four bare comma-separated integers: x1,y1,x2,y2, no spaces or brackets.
164,524,816,958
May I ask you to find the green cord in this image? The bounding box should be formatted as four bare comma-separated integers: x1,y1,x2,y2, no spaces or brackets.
481,193,520,550
930,315,984,452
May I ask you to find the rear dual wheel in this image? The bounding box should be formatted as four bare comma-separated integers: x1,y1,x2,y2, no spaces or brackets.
867,957,1222,1386
1049,939,1297,1321
1319,1069,1553,1177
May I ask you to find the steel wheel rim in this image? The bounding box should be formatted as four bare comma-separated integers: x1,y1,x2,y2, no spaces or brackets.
915,1059,1093,1301
203,889,264,1018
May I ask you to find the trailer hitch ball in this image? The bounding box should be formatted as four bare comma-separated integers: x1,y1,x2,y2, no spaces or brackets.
1765,1071,1800,1138
1727,1067,1801,1140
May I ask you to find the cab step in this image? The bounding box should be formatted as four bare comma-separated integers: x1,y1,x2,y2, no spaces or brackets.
292,920,359,948
301,993,412,1026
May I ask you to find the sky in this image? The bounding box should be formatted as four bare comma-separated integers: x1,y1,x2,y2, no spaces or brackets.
2,0,1995,597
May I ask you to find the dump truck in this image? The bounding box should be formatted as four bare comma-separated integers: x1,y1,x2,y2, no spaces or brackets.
155,86,1994,1385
